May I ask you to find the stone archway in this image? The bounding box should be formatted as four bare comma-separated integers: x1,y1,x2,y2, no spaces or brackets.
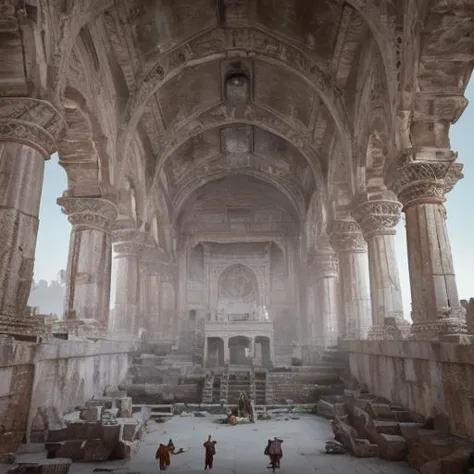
217,264,259,320
228,336,251,366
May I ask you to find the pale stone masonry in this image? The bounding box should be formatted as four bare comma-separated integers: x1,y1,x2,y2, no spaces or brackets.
0,0,473,461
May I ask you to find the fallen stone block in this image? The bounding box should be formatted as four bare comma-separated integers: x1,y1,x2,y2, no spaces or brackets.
80,406,102,422
353,438,380,458
82,439,113,462
373,420,399,435
379,433,408,461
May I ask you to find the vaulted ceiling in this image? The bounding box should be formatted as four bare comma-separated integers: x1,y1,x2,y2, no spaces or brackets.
60,0,378,228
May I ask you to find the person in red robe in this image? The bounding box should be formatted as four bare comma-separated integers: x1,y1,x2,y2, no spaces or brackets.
203,435,217,470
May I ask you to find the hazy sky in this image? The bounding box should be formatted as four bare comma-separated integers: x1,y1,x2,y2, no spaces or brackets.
34,81,474,318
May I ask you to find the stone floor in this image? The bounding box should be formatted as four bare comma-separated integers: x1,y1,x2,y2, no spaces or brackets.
69,414,416,474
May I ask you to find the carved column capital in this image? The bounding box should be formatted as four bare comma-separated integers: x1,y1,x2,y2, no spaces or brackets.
387,150,463,208
57,197,118,232
351,200,403,238
328,220,367,253
311,252,339,279
112,228,149,256
0,98,64,157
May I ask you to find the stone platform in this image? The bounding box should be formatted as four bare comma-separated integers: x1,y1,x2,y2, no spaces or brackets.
67,414,415,474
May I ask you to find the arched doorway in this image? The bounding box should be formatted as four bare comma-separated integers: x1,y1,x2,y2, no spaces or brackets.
228,335,251,365
206,337,224,367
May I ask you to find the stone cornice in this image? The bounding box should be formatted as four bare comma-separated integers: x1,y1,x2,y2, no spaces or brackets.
328,220,367,253
0,98,64,157
57,197,118,232
351,199,403,239
387,148,463,208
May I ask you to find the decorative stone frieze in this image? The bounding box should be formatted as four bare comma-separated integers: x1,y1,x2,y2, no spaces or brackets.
0,98,64,157
57,197,118,232
351,200,403,239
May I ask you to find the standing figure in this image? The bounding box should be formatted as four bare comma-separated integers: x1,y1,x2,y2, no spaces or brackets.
203,435,217,470
156,443,171,471
267,437,283,472
155,439,184,470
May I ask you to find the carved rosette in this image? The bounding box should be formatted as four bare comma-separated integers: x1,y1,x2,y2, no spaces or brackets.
57,197,118,232
351,200,403,239
388,151,463,208
329,220,367,253
0,98,64,157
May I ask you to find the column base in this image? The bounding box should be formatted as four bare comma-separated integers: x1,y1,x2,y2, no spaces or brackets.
0,311,46,341
409,317,467,341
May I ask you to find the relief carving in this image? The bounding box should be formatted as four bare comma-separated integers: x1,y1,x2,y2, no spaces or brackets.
0,98,64,157
351,200,402,238
57,197,118,232
329,220,367,253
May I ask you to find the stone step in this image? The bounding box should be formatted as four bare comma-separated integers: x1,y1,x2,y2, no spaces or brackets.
373,420,399,435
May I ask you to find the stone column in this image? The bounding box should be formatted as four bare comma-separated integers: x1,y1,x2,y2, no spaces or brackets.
203,336,209,367
0,98,62,336
389,150,467,339
223,336,230,365
111,229,147,336
352,198,408,339
313,251,340,346
139,248,161,338
330,220,372,339
57,197,117,328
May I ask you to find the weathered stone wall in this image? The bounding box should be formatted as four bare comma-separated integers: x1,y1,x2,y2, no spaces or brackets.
0,340,136,453
343,340,474,442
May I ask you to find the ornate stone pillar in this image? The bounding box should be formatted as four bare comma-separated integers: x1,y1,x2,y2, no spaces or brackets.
389,150,467,339
111,229,147,336
330,221,372,339
313,251,340,346
351,198,408,339
57,197,117,328
0,98,63,336
223,336,230,365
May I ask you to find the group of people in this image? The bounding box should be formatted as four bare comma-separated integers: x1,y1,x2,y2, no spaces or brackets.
155,436,217,471
155,435,283,471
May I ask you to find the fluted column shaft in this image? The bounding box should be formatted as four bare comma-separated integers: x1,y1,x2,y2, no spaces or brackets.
0,98,63,335
389,150,466,339
111,229,147,335
58,198,117,327
352,199,406,338
313,252,339,346
330,221,371,339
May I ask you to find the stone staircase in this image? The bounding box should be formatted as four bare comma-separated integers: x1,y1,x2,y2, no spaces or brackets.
220,370,229,403
227,368,252,404
322,391,474,472
254,369,268,405
212,373,222,403
201,373,215,404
